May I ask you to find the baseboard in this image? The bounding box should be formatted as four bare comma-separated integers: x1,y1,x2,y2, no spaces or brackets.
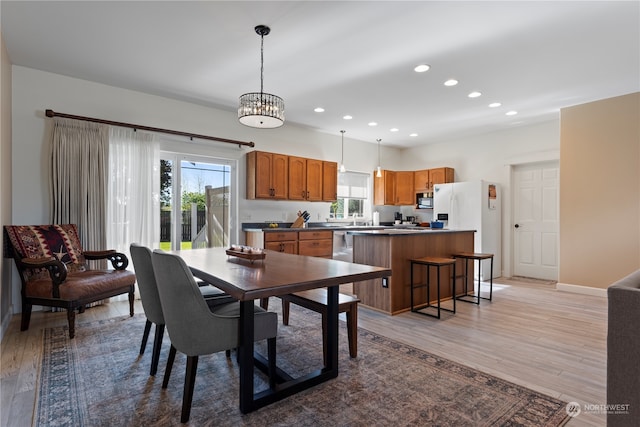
0,305,14,342
556,282,607,298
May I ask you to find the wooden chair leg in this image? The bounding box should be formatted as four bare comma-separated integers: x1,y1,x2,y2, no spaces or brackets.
162,345,177,389
20,302,32,331
128,291,135,316
150,324,165,376
267,337,277,389
346,304,358,358
140,320,152,355
259,297,269,310
67,308,76,339
281,298,291,326
181,355,199,423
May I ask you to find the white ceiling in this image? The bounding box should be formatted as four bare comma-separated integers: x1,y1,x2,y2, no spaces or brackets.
2,1,638,148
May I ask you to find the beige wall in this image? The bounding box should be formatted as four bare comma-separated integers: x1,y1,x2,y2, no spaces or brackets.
1,30,14,337
560,92,640,288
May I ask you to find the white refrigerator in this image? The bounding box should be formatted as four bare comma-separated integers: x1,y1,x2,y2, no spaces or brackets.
433,180,501,279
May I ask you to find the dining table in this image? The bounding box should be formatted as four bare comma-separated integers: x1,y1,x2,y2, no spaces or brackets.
168,247,392,414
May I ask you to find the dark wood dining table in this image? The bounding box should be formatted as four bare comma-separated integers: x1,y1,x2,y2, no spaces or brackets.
169,247,392,414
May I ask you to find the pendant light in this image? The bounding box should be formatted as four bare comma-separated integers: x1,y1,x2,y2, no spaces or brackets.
376,138,382,178
339,130,346,173
238,25,285,128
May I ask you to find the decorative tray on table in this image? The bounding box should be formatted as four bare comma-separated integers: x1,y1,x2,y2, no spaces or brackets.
226,246,266,263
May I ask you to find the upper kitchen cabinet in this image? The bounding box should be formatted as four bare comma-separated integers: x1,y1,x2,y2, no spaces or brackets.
246,151,289,199
322,161,338,201
374,170,396,206
395,171,415,205
289,156,323,201
414,169,430,193
429,167,454,189
414,167,454,193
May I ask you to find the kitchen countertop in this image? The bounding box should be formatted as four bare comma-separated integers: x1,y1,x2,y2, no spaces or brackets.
346,228,476,235
243,223,419,232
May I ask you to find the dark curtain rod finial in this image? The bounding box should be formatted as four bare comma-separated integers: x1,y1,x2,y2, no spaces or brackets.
45,109,255,148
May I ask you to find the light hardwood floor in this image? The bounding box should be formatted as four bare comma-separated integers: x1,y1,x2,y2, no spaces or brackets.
1,277,607,427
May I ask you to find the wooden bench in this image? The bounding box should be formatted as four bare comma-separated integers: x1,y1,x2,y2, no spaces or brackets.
261,289,360,363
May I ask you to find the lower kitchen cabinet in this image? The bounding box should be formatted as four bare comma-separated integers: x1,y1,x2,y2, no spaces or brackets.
264,231,298,254
249,229,333,258
298,230,333,258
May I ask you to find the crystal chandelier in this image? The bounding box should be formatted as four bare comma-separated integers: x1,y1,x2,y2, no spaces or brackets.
238,25,285,129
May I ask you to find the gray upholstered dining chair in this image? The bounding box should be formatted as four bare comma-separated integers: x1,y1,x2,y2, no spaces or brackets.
130,244,234,376
150,249,278,423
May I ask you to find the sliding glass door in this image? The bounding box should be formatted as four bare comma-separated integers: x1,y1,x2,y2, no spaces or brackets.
160,153,234,251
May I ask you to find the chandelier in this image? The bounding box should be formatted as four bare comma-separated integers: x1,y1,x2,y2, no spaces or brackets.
238,25,285,129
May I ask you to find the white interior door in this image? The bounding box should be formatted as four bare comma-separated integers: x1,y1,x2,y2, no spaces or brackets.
513,161,559,280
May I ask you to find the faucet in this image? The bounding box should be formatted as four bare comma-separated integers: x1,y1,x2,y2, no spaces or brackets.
353,214,358,226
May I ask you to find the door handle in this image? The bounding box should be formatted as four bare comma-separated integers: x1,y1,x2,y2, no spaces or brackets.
514,224,520,228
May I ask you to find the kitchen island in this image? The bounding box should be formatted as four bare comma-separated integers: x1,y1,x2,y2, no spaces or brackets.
349,228,475,315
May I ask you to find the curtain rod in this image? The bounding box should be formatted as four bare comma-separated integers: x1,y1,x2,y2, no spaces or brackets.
45,109,255,148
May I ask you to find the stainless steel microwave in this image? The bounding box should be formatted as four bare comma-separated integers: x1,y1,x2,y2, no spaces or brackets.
417,196,433,209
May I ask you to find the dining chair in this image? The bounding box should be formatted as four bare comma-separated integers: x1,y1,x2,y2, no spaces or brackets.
130,244,235,376
150,249,278,423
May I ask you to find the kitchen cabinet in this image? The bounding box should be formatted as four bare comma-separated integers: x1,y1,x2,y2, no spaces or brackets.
374,170,414,206
429,167,454,189
322,161,338,201
373,170,396,206
288,156,323,201
376,167,453,205
264,231,298,254
414,169,430,193
247,150,335,202
415,167,454,193
259,229,333,258
246,151,288,199
395,171,415,205
298,230,333,258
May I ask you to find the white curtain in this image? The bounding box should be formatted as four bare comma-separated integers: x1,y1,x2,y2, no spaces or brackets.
50,117,109,251
107,127,160,258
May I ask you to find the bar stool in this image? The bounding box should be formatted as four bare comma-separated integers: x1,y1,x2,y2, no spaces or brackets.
453,252,494,304
410,256,456,319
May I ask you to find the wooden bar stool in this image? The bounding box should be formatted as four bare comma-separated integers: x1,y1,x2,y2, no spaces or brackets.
453,252,494,304
410,256,456,319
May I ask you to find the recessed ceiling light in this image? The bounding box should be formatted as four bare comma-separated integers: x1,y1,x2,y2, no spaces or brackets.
343,115,353,120
414,64,430,73
314,107,325,113
444,79,458,86
506,110,518,116
410,133,418,137
390,128,399,132
468,91,482,98
489,102,501,108
368,122,378,127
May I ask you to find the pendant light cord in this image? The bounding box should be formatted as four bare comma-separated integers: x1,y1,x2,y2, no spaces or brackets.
260,33,264,94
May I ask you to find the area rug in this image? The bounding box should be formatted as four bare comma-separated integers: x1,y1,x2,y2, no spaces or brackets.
35,307,569,427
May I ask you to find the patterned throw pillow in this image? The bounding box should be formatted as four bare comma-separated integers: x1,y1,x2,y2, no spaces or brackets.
4,224,86,281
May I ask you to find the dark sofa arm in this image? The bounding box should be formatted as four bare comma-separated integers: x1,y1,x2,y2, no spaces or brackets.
84,250,129,270
607,270,640,426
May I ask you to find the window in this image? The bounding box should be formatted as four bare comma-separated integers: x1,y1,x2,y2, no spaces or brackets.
160,153,235,250
331,171,371,219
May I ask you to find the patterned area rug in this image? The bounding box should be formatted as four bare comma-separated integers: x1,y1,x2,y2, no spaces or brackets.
35,307,569,426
